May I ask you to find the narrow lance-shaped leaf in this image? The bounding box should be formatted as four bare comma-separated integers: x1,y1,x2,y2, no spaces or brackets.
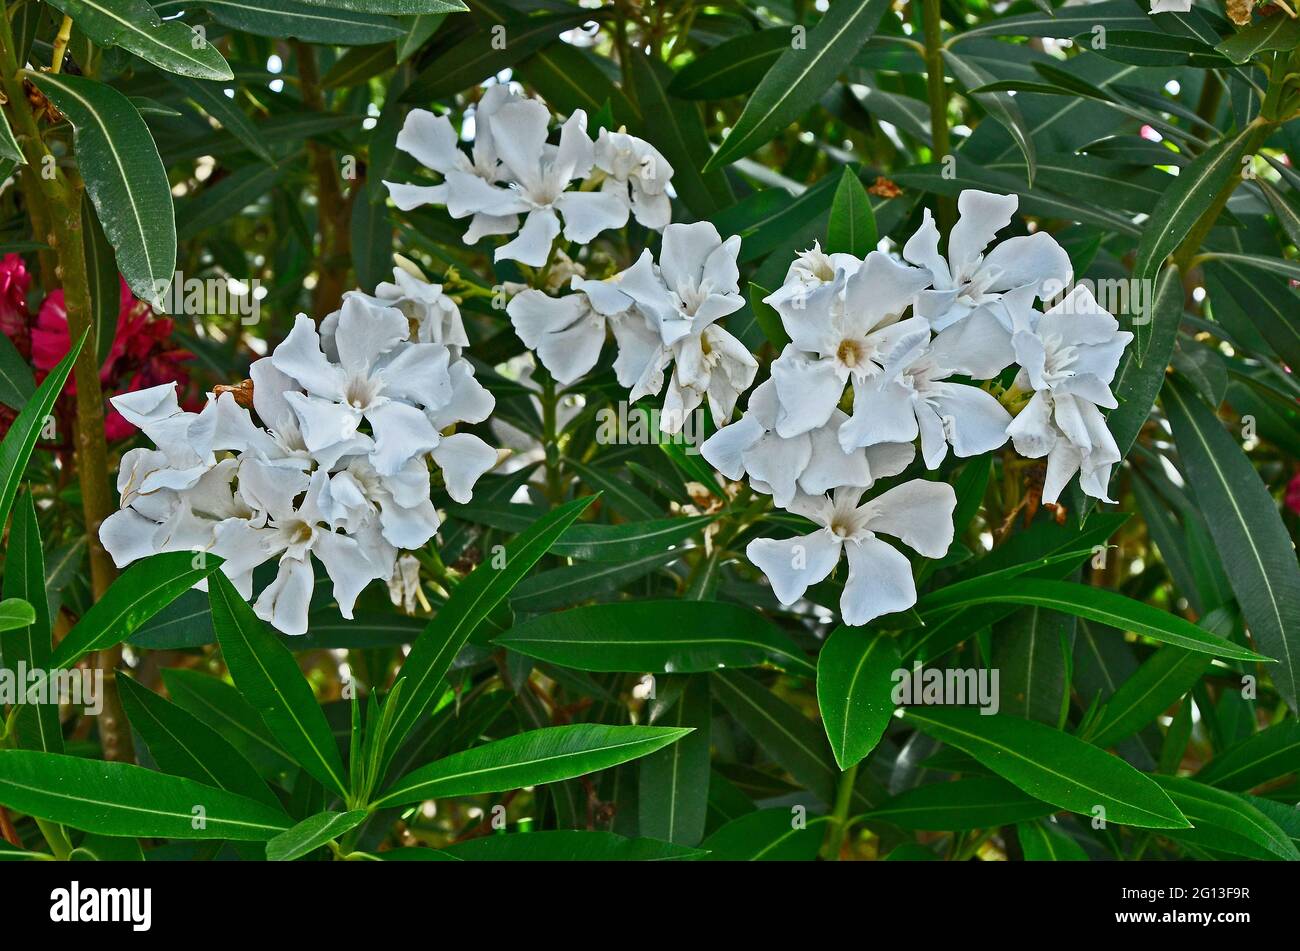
921,578,1270,663
380,494,596,770
943,48,1036,186
825,166,877,257
1132,125,1256,284
703,0,893,171
495,600,815,677
42,0,233,80
1,492,62,753
374,724,690,808
904,707,1190,830
266,811,369,861
27,73,176,307
816,626,899,770
209,571,349,798
0,330,86,533
0,750,292,841
1162,374,1300,710
117,675,283,810
639,677,711,847
52,551,223,668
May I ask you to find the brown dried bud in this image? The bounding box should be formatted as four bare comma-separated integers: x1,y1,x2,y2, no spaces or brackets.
868,176,903,198
213,378,254,409
1228,0,1256,24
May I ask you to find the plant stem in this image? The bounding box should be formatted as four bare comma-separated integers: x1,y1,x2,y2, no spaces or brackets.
921,0,955,235
823,760,860,860
0,4,131,761
49,15,72,73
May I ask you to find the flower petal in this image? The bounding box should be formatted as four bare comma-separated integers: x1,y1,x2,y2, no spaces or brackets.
841,536,917,626
745,529,842,606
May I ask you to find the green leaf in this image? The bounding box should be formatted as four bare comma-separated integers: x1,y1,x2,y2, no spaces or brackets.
0,750,292,840
748,282,790,351
698,808,824,861
1017,820,1089,860
374,724,690,808
1196,720,1300,792
922,578,1269,663
711,670,842,807
176,161,288,241
1203,259,1300,373
1163,374,1300,709
703,0,892,171
943,48,1035,186
440,830,705,861
495,600,814,677
322,43,396,89
825,166,877,257
1132,126,1256,283
402,10,592,103
396,13,446,61
816,626,899,770
0,108,23,165
1216,14,1300,64
381,495,596,768
627,53,732,218
0,331,35,411
291,0,464,13
0,599,35,633
1,491,61,753
27,73,176,307
266,810,368,861
0,330,85,533
43,0,233,79
668,27,790,100
51,551,222,668
1087,647,1209,749
80,194,121,368
1153,775,1300,860
161,668,297,778
209,571,349,798
117,675,282,810
864,776,1054,831
1107,264,1181,464
903,707,1190,829
638,676,711,847
508,549,680,613
166,75,275,165
192,0,406,44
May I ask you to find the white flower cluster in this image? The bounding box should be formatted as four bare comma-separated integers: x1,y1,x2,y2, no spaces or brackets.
508,221,757,433
385,87,673,267
702,189,1132,626
100,272,498,636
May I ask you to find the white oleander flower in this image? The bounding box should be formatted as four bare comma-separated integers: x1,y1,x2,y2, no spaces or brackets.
1005,285,1133,503
763,240,863,311
765,250,931,441
596,221,757,433
325,264,468,353
1150,0,1192,11
385,86,526,245
844,327,1012,468
271,297,495,482
506,273,656,387
208,465,394,636
700,379,915,508
746,480,956,626
594,127,674,230
392,98,627,266
903,189,1072,337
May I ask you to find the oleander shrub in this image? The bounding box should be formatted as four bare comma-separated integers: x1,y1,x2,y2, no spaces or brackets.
0,0,1298,863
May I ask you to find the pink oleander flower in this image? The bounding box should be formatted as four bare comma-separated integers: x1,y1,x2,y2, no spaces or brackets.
1286,471,1300,517
0,253,32,359
31,278,196,441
